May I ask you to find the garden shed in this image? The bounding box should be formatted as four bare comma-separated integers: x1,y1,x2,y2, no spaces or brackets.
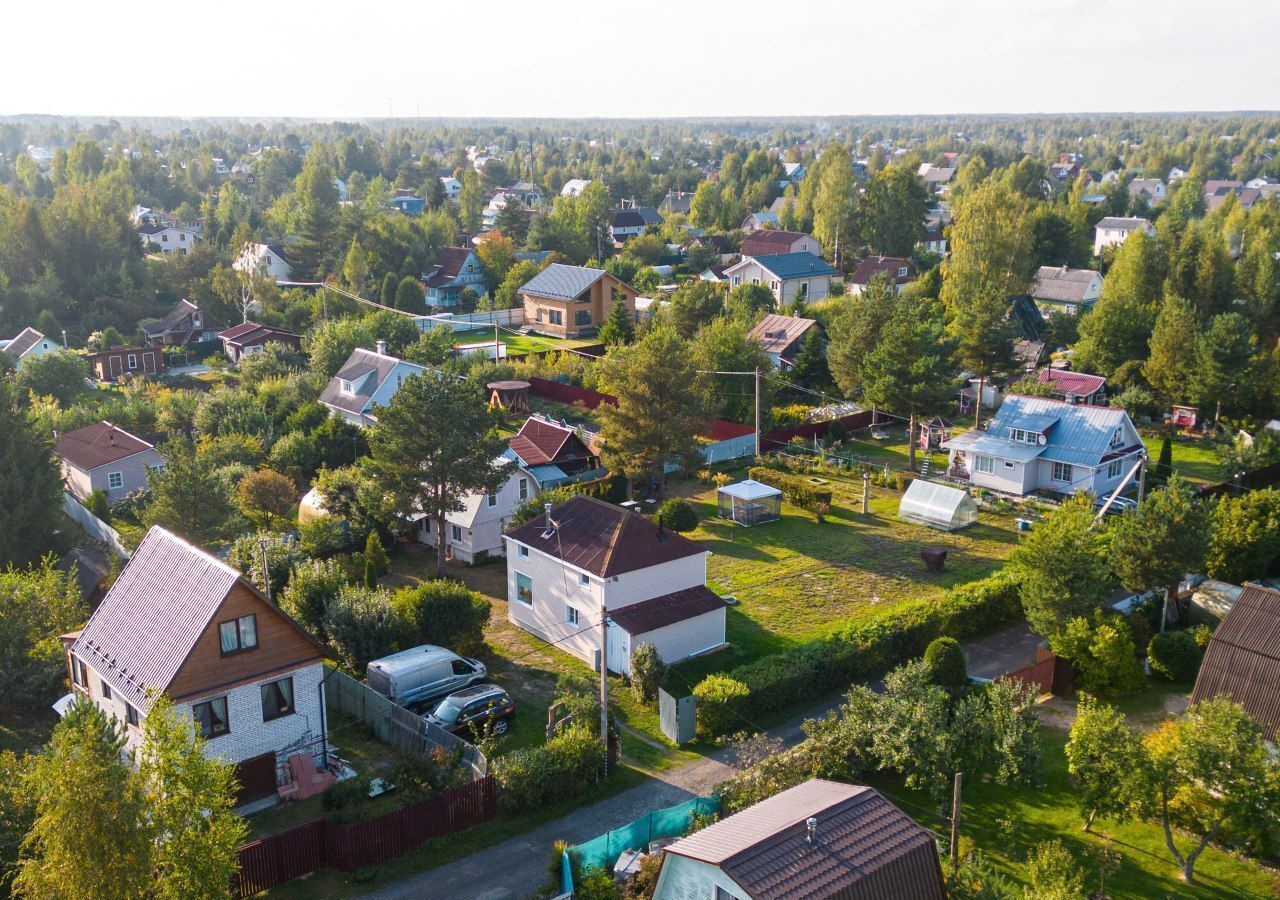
898,479,978,531
716,479,782,527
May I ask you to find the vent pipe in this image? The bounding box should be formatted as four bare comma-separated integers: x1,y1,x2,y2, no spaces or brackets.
807,817,818,846
542,502,554,539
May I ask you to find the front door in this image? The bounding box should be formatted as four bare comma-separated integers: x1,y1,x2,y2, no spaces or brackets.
143,352,155,374
109,355,122,377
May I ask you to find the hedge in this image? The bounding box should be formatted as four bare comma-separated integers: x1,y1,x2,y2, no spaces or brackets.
748,466,834,512
691,569,1024,737
493,726,604,815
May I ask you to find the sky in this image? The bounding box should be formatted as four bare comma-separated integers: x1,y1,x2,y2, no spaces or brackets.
3,0,1277,119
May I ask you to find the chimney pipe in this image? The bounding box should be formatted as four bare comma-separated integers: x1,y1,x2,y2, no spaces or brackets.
807,817,818,846
542,502,554,538
376,339,388,356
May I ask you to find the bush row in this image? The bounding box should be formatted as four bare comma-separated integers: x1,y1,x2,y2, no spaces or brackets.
493,726,604,815
691,569,1024,738
747,466,834,512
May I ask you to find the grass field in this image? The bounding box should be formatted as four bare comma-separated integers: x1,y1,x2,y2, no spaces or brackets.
1142,433,1223,484
451,328,600,356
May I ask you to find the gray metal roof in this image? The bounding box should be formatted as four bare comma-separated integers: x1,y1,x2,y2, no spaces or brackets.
943,430,1045,463
319,347,421,416
1031,266,1099,303
518,263,606,301
1096,216,1152,230
70,527,243,711
2,327,46,359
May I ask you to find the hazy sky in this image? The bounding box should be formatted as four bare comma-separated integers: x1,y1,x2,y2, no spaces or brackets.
4,0,1276,119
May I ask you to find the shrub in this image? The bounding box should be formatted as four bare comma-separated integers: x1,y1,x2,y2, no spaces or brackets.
1023,840,1086,900
227,531,301,599
575,867,618,900
298,513,350,557
690,570,1024,737
1147,630,1203,682
363,531,389,588
630,643,668,702
322,775,372,824
692,675,750,739
323,584,398,672
748,466,832,520
391,580,491,656
923,637,967,688
1052,613,1144,696
712,472,734,488
494,726,603,814
84,488,111,523
656,498,697,532
279,558,349,639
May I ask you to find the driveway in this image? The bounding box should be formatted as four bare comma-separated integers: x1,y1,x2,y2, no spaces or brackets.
363,625,1026,900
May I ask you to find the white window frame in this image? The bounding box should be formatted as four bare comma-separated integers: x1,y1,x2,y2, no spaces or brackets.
518,477,529,501
450,523,463,543
565,605,580,626
487,492,497,507
973,455,995,475
1107,459,1123,479
516,544,529,559
107,471,124,489
126,353,137,370
1052,461,1073,483
579,573,590,587
514,572,534,607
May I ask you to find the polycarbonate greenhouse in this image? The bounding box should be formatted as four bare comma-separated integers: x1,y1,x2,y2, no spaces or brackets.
897,479,978,531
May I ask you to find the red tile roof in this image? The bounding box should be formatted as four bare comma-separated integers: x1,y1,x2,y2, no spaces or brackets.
608,585,726,635
1037,368,1106,398
508,417,583,466
56,422,156,470
505,495,705,578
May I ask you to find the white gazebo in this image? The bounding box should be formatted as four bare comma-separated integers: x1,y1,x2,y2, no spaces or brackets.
716,479,782,527
898,479,978,531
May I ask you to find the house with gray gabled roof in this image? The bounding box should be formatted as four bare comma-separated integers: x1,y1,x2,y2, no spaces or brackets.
725,252,837,306
1030,265,1103,315
519,263,639,338
1094,216,1154,255
318,342,432,427
1,327,62,369
942,395,1144,497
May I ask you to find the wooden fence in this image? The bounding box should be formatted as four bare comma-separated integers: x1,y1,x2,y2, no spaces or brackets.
760,409,885,452
999,647,1073,696
233,776,497,897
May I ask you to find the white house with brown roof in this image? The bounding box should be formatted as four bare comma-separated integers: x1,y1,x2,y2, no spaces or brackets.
0,327,62,369
421,247,488,309
502,496,727,677
1093,217,1155,255
56,422,166,505
1030,265,1103,316
653,779,946,900
318,343,431,428
63,527,328,805
233,242,293,283
740,230,821,259
747,313,821,369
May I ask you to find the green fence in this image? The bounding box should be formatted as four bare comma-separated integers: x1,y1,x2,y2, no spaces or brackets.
563,795,719,893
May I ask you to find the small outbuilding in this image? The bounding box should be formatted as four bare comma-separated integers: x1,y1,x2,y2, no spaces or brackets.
487,379,531,412
716,479,782,527
898,479,978,531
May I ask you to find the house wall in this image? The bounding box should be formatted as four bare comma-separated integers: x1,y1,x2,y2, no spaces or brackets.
522,275,638,337
953,452,1036,495
653,853,747,900
632,608,727,669
778,275,831,304
504,539,605,666
605,554,707,610
89,348,162,379
70,448,166,504
419,468,535,562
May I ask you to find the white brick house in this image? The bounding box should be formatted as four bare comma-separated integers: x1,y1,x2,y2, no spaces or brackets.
502,496,727,677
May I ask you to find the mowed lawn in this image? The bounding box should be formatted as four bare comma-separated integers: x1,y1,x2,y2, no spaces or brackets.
451,328,600,356
1142,433,1223,484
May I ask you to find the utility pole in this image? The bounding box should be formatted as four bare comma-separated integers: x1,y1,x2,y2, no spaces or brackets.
754,368,762,457
599,604,610,773
1137,459,1147,501
862,470,870,515
259,537,272,603
949,772,963,866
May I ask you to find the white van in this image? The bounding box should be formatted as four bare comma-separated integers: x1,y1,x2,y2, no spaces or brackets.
366,645,488,710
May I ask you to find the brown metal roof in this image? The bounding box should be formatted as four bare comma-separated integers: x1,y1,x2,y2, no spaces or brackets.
748,314,818,357
56,422,157,471
664,779,946,900
2,327,46,359
608,584,726,635
741,230,812,257
505,495,704,578
1191,583,1280,741
850,256,915,287
508,417,584,467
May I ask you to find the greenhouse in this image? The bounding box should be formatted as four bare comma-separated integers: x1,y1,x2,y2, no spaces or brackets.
898,479,978,531
716,479,782,527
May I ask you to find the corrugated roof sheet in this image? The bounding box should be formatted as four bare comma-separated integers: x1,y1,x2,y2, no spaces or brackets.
1191,584,1280,741
665,779,946,900
2,327,45,359
519,263,607,301
1038,369,1106,398
747,252,839,280
508,417,578,466
741,230,812,257
942,430,1046,463
748,314,818,356
989,395,1136,467
56,422,156,471
608,584,726,635
1031,266,1100,303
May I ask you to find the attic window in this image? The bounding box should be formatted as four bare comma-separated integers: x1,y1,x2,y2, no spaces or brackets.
1110,426,1123,448
219,614,258,656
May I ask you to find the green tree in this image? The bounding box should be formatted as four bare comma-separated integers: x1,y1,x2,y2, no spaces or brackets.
1154,434,1173,483
366,374,506,578
390,580,491,655
307,318,374,380
322,584,398,672
394,275,424,313
458,170,485,233
380,271,398,307
495,259,541,309
1010,494,1113,639
1204,488,1280,583
1073,231,1164,376
0,558,85,703
827,278,898,399
1021,840,1086,900
363,530,389,589
629,643,668,702
811,145,856,260
289,157,340,280
235,469,296,528
314,462,388,544
596,327,710,498
1051,614,1144,696
923,637,967,689
279,557,349,639
14,351,88,404
788,327,831,391
1191,312,1257,424
1143,295,1199,405
0,380,64,567
724,281,775,322
1065,695,1147,831
1112,476,1209,623
689,317,773,426
144,437,241,546
598,293,635,346
858,163,928,257
669,280,724,337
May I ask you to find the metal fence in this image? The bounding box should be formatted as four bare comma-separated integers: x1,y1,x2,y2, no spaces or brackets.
322,667,487,778
414,308,526,332
233,776,497,897
61,492,131,559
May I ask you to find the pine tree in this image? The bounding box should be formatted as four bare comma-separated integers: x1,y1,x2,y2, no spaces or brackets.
1144,295,1199,405
0,379,64,567
789,327,830,390
363,530,389,589
598,294,635,346
1154,435,1173,484
142,437,240,546
380,272,398,308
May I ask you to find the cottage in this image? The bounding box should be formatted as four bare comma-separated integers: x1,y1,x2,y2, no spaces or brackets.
1,327,62,369
740,229,821,259
421,247,488,309
918,164,956,192
652,779,946,900
740,211,780,233
847,256,916,295
1191,584,1280,743
233,242,293,283
1127,178,1167,205
561,178,592,197
660,190,694,215
918,226,948,255
518,263,639,338
611,206,664,242
56,422,166,505
503,496,727,677
143,299,226,347
1036,368,1107,405
1093,216,1155,255
218,322,303,364
724,252,837,305
139,222,200,254
62,527,328,806
440,176,462,200
1030,265,1103,315
942,395,1144,497
390,191,425,215
746,313,821,369
318,342,431,428
84,345,164,380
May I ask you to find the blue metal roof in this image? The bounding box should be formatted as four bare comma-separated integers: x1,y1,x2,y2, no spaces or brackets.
527,463,569,484
992,395,1137,467
751,252,839,280
519,263,606,301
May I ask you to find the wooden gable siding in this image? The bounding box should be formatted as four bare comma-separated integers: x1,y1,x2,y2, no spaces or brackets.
167,582,323,702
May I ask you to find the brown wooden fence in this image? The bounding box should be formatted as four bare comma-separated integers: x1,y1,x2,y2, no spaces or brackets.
999,648,1074,696
760,409,884,452
233,776,497,897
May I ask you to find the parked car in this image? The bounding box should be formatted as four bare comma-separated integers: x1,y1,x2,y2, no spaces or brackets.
424,684,515,738
1094,494,1138,515
366,645,487,710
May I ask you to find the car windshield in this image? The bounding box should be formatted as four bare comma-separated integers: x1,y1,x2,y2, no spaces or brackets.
431,700,463,724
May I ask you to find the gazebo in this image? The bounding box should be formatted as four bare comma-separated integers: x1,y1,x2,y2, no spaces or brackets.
716,479,782,527
897,479,978,531
487,379,531,412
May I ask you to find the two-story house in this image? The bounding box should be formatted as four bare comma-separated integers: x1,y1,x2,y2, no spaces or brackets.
418,416,605,563
233,242,294,284
440,176,462,200
846,256,916,295
0,327,62,369
724,252,837,306
63,526,328,805
1093,216,1155,255
611,206,664,243
139,222,200,254
747,313,822,369
56,421,166,506
739,229,822,259
519,264,640,338
142,299,226,348
503,496,727,677
318,342,431,427
421,247,488,309
942,395,1144,497
1030,265,1103,316
1127,178,1167,205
